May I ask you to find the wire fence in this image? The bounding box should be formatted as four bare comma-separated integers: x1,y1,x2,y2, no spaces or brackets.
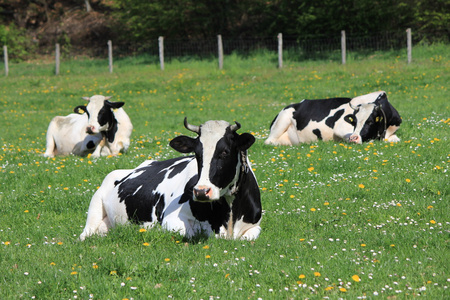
1,29,447,75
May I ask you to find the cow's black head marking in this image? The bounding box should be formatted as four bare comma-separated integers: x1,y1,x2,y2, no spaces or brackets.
169,118,255,202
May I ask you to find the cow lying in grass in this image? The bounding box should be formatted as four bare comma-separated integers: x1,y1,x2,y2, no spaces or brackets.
265,91,401,145
80,118,262,241
44,95,133,157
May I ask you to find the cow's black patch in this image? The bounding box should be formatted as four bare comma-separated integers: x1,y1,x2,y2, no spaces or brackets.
312,129,322,140
325,109,345,128
288,98,351,131
189,197,231,234
98,104,118,143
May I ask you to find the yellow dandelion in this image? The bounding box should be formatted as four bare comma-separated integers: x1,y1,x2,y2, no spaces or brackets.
352,275,361,282
390,244,395,247
57,242,63,245
50,262,56,266
299,274,306,279
205,255,211,259
139,228,147,232
324,202,329,205
358,184,365,189
397,203,402,207
143,242,150,246
310,208,316,212
339,288,347,292
290,195,295,198
203,245,210,249
308,167,314,172
325,286,334,291
430,220,436,224
299,239,305,242
110,271,117,275
164,258,170,262
405,179,411,183
427,205,433,209
361,244,366,247
225,274,230,278
314,272,321,277
71,272,78,275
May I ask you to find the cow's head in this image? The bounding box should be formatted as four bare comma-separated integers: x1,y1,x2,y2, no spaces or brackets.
74,95,124,138
169,118,255,202
346,101,387,144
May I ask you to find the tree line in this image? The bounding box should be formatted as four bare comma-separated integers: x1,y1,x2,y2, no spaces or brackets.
0,0,448,60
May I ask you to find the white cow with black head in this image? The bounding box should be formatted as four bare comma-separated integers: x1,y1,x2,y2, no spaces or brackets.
44,95,133,157
265,91,402,145
80,118,262,241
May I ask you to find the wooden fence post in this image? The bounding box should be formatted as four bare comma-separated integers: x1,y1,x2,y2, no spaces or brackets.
108,40,113,73
341,30,346,65
3,46,8,77
278,33,283,68
218,35,223,70
406,28,412,64
159,36,164,71
55,43,60,75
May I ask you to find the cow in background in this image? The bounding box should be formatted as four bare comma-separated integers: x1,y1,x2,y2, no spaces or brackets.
79,118,262,241
44,95,133,157
265,91,401,145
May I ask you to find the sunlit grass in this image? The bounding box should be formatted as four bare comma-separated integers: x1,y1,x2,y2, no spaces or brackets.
0,44,448,298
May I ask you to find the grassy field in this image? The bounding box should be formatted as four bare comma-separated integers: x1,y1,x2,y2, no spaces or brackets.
0,44,448,299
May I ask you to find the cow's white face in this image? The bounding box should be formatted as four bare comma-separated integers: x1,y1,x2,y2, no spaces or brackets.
74,95,124,135
169,119,255,202
348,103,386,144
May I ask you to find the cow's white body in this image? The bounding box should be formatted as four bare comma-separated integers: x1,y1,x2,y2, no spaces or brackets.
44,96,133,157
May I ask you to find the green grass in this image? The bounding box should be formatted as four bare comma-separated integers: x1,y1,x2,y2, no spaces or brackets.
1,44,448,299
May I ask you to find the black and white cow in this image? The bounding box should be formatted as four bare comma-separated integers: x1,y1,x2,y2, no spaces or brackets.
265,91,401,145
79,118,262,241
44,95,133,157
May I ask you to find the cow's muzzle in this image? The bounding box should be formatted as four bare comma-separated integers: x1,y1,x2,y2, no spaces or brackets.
193,186,213,201
349,135,362,144
86,126,95,134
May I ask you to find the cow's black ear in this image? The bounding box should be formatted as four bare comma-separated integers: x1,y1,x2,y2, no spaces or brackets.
344,114,356,126
237,133,255,151
105,101,125,109
169,136,197,153
74,105,87,114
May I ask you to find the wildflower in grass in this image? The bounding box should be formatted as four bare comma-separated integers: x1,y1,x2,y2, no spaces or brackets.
405,179,411,183
314,272,321,277
325,286,334,291
299,274,306,279
340,288,347,292
310,208,316,212
397,203,402,207
143,242,150,246
203,245,209,249
358,184,365,189
57,242,63,245
139,228,147,232
390,244,395,247
205,255,211,259
110,271,117,275
71,272,78,275
324,202,329,205
164,258,170,262
308,167,314,172
92,263,98,269
290,195,295,198
430,220,436,224
352,275,361,282
225,274,230,278
361,244,366,247
299,239,305,242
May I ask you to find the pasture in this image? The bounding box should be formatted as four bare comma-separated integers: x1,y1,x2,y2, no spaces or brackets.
0,45,448,299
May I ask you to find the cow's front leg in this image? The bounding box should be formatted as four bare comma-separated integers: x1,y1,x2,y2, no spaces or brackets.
91,136,106,157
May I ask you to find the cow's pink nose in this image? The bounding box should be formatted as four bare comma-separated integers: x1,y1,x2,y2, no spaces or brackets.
349,135,360,143
194,186,212,201
86,126,95,134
